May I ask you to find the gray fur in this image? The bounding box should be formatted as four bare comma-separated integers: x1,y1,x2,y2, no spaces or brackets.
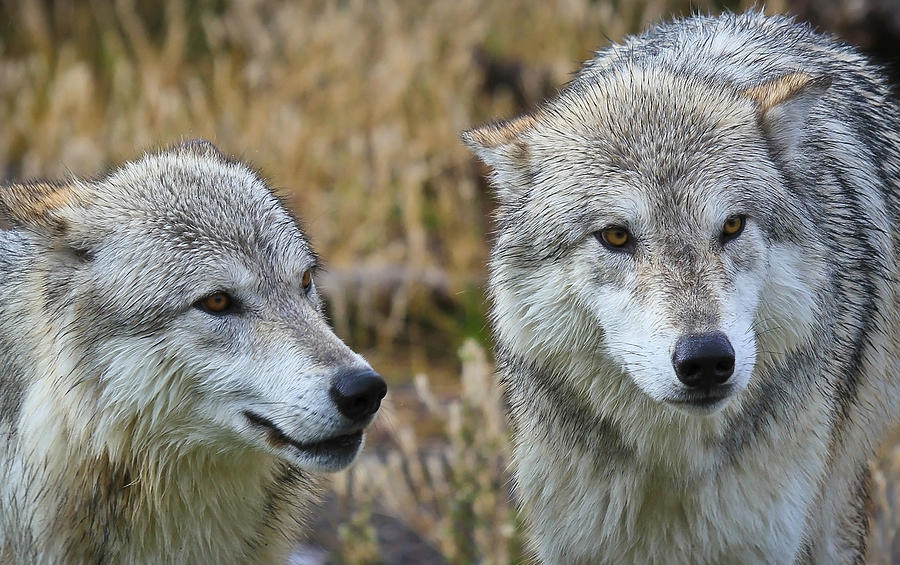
464,11,900,564
0,142,382,563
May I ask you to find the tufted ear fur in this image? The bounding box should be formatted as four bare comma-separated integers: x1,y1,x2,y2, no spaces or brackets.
461,113,538,202
0,181,84,233
743,73,831,157
461,114,536,168
175,138,226,160
0,179,98,262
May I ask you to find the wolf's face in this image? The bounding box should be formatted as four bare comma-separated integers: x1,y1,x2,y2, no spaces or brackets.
5,142,384,472
465,69,827,417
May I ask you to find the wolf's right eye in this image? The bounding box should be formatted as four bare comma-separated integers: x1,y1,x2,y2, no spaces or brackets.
721,215,746,242
597,226,632,251
195,292,235,315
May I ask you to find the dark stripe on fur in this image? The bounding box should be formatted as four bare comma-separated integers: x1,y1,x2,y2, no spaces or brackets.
495,345,633,466
718,345,821,465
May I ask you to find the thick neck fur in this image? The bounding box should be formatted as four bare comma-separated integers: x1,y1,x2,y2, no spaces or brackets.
498,348,830,564
17,397,316,563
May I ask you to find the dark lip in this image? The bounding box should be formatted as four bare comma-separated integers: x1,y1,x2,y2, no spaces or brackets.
667,386,733,408
243,411,363,456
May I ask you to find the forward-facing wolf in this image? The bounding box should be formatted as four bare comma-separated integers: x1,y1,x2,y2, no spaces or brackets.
0,141,386,563
464,10,900,564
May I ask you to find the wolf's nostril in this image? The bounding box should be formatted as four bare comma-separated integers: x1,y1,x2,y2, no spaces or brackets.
329,368,387,421
672,332,735,388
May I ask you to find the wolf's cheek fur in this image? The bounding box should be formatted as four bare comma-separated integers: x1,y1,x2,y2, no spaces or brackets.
583,281,682,401
754,242,826,365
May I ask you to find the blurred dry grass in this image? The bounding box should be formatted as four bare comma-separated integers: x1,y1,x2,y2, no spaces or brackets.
4,1,900,563
332,340,521,563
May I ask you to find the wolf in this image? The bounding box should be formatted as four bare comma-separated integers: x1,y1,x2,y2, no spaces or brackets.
0,140,386,563
463,10,900,565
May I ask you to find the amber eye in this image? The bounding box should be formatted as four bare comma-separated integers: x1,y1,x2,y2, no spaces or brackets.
301,269,313,291
722,215,745,240
197,292,233,315
599,227,631,249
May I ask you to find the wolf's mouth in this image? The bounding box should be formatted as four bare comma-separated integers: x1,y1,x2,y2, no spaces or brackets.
242,411,364,456
667,386,734,414
674,393,727,406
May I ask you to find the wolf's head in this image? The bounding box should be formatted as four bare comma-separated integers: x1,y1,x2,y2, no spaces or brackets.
464,69,829,418
1,140,385,472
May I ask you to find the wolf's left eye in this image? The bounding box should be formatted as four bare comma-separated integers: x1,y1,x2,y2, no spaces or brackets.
195,292,235,315
721,215,746,242
301,270,313,291
596,226,632,251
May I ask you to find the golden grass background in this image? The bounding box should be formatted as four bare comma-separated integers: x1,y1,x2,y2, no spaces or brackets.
3,1,900,563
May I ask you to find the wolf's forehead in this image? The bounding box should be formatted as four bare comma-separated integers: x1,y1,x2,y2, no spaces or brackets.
106,153,315,268
527,71,763,214
539,68,756,164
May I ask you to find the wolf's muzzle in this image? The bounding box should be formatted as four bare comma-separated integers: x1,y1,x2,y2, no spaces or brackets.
672,332,735,388
330,369,387,421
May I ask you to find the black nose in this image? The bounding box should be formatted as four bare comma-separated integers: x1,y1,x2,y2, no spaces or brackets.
672,332,735,388
330,369,387,421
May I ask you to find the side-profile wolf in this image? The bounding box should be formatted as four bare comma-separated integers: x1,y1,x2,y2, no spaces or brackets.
464,10,900,564
0,141,386,563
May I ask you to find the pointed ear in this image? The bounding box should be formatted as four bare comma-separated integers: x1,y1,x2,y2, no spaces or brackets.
742,73,831,155
0,181,84,233
174,138,225,160
461,114,537,168
0,181,98,261
461,113,538,201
